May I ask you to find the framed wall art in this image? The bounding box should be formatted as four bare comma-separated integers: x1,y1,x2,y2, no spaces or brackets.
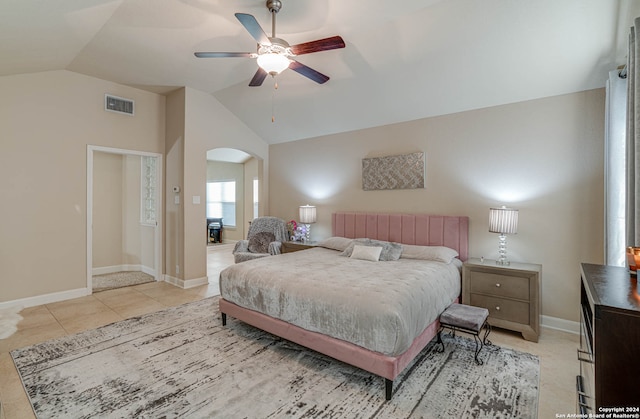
362,151,425,191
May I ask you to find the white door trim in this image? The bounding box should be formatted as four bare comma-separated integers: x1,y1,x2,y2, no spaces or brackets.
87,145,163,292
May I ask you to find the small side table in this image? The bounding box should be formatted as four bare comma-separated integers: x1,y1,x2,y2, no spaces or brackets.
282,241,318,253
462,258,541,342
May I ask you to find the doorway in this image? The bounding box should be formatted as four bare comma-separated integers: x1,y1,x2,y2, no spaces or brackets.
205,148,261,244
205,148,261,278
87,145,163,292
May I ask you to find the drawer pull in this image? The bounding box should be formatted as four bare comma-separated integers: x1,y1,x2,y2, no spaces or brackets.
495,306,501,311
495,283,501,287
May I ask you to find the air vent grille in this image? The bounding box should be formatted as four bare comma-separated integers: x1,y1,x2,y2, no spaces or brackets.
105,94,134,116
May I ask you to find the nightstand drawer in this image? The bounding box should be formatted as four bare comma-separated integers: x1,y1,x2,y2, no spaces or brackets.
469,271,529,300
470,294,530,324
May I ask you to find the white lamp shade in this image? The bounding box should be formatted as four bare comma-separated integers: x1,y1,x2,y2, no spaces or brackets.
489,207,518,234
299,205,317,224
257,53,290,75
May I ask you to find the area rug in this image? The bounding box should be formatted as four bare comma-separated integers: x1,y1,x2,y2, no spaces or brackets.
11,297,539,418
92,271,155,292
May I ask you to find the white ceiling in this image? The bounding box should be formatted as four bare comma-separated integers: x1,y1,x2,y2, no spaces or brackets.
2,0,639,144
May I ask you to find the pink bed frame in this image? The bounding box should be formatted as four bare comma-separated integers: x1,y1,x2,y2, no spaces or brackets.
219,212,469,400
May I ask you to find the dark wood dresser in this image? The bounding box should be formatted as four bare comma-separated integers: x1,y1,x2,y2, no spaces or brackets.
578,263,640,413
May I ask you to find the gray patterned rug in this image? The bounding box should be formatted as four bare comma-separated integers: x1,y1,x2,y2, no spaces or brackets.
92,271,155,292
11,297,539,418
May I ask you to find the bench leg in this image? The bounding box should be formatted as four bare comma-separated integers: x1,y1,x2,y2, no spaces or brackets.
472,321,492,365
472,333,484,365
221,312,227,326
482,321,492,346
435,327,445,353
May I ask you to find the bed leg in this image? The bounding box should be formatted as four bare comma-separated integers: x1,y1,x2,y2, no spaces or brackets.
385,378,393,400
221,312,227,326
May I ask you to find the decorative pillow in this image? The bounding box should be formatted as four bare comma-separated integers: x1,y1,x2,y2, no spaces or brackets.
400,244,459,264
341,238,403,261
350,245,382,262
318,236,354,252
248,232,276,254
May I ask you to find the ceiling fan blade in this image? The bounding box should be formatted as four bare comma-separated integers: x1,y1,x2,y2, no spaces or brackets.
235,13,271,46
290,36,345,56
249,67,268,87
289,61,330,84
194,52,254,58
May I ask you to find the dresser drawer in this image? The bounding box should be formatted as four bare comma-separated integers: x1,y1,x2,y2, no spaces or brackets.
470,294,530,324
469,271,530,300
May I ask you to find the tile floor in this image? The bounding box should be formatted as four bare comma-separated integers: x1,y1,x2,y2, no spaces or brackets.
0,245,578,418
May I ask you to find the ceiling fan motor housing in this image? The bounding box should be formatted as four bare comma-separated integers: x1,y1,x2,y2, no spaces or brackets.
267,0,282,13
259,38,292,55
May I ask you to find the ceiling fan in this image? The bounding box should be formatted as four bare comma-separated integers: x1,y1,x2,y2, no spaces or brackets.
194,0,345,87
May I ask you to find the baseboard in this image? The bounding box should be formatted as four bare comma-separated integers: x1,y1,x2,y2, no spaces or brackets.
0,288,89,310
164,275,209,289
541,315,579,334
93,264,156,277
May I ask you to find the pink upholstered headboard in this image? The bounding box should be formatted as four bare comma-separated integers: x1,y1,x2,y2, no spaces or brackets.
332,212,469,261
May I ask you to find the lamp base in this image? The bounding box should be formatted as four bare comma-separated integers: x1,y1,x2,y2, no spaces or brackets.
303,223,311,242
496,234,510,266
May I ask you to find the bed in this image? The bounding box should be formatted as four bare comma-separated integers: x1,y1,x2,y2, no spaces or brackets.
218,212,469,400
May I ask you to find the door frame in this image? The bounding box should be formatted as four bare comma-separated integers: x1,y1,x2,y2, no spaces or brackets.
87,145,163,292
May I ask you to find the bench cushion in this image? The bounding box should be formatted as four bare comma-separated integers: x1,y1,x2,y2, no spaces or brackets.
440,303,489,332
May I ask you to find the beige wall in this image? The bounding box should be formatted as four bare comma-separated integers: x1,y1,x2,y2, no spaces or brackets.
92,153,155,272
165,87,269,283
269,89,605,324
93,152,124,268
0,70,165,303
165,89,186,280
244,157,261,229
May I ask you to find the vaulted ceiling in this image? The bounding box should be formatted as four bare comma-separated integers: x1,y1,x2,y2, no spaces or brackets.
2,0,639,144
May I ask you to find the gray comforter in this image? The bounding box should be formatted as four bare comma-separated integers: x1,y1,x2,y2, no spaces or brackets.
219,247,461,356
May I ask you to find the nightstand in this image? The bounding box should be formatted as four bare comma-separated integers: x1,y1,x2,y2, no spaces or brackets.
462,258,541,342
281,241,318,253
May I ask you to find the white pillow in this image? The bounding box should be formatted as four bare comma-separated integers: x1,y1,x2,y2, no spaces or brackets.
340,238,403,261
350,245,382,262
318,236,354,252
400,244,459,264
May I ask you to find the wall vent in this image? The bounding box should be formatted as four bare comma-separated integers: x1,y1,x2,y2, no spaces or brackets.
105,94,134,116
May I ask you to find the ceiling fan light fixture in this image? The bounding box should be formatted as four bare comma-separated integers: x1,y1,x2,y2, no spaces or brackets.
257,53,290,76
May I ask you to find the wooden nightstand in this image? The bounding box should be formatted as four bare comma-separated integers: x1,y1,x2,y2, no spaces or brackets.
281,241,318,253
462,258,541,342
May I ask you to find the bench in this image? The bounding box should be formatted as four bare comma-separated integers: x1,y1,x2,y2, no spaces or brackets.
436,303,492,365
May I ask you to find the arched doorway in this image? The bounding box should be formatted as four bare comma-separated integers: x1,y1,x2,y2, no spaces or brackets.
205,148,263,279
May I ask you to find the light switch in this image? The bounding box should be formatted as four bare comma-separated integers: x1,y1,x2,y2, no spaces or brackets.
192,195,201,204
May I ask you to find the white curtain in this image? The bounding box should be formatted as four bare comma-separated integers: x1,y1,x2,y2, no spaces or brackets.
627,18,640,251
606,70,627,266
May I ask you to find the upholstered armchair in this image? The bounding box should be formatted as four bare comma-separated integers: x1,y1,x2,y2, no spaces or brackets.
233,216,289,263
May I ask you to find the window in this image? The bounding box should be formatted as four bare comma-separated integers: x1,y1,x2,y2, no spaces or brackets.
605,70,627,266
140,156,157,226
207,181,236,227
253,177,259,219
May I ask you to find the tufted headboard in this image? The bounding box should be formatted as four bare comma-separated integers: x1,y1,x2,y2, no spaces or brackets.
332,212,469,261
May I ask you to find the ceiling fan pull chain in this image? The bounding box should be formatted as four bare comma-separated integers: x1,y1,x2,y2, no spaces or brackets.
272,77,278,123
